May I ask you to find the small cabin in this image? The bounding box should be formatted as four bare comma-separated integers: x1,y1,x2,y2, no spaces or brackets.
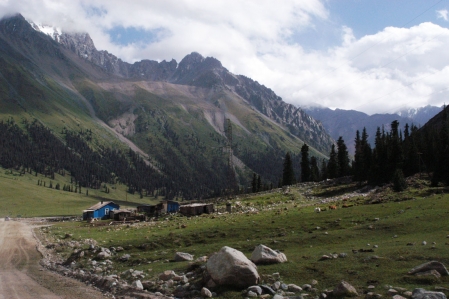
83,201,120,220
110,209,133,221
179,203,215,217
137,204,162,217
160,200,180,214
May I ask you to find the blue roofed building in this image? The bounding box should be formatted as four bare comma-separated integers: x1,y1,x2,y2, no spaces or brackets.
82,201,120,220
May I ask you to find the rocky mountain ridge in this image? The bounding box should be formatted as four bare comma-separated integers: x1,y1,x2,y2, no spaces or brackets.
27,16,333,153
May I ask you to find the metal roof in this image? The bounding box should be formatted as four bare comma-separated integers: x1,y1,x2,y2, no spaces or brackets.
87,201,116,211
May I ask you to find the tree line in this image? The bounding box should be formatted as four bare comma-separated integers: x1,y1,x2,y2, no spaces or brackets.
280,106,449,190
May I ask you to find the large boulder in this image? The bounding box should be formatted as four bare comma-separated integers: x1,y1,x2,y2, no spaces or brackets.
206,246,259,288
250,244,287,264
408,261,449,276
412,288,447,299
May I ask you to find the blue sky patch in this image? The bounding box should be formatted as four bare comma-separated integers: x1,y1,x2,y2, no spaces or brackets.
107,26,167,46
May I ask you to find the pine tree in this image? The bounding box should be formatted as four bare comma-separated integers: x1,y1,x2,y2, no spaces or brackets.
310,156,320,182
257,175,261,192
252,173,257,193
300,144,311,182
327,145,338,179
282,152,295,186
337,137,350,177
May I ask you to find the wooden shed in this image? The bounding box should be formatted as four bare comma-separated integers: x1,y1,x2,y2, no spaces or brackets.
179,203,215,216
110,209,133,221
137,204,162,217
160,200,180,214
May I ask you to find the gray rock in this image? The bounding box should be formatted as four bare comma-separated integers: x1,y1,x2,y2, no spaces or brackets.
132,280,143,290
261,285,276,295
174,252,194,262
119,254,131,262
393,295,407,299
247,290,258,297
96,251,110,260
302,284,312,290
201,287,213,298
288,284,302,292
272,281,281,290
206,246,259,288
159,270,176,281
333,280,359,297
281,283,288,291
273,295,285,299
408,261,449,276
412,288,446,299
251,244,287,264
248,286,262,295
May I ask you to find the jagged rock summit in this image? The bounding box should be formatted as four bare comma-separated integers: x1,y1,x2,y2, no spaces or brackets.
20,13,334,153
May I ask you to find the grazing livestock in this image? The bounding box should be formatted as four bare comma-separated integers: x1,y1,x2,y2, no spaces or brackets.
329,205,337,210
314,207,321,213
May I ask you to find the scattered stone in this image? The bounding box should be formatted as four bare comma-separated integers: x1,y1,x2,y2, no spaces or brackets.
201,287,213,298
206,246,259,288
250,244,287,264
287,284,302,292
247,290,258,297
272,281,281,290
319,255,333,261
248,286,262,295
97,251,110,260
333,280,359,297
422,241,427,246
302,284,312,290
119,254,131,262
272,272,281,280
132,280,143,290
260,285,276,295
339,253,348,258
408,261,449,276
159,270,176,281
412,288,447,299
174,252,194,262
393,295,407,299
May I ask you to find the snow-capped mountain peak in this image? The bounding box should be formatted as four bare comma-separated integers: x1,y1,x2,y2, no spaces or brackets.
27,21,62,42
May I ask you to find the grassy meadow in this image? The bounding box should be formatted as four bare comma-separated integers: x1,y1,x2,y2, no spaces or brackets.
38,176,449,298
0,167,161,218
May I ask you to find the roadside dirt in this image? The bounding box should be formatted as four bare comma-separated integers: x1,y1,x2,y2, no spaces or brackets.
0,219,106,299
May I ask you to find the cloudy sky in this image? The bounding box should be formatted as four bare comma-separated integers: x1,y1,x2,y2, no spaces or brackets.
1,0,449,114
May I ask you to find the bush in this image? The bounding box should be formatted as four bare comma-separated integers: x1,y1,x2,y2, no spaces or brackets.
393,169,407,192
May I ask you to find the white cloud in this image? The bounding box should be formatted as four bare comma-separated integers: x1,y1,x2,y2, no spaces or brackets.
437,9,448,21
1,0,449,114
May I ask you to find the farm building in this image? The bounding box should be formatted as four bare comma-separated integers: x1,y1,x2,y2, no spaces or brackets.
110,209,133,221
82,201,120,220
137,204,162,217
179,203,214,216
160,200,180,214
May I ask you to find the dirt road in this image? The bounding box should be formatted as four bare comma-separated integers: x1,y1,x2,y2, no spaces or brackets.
0,219,105,299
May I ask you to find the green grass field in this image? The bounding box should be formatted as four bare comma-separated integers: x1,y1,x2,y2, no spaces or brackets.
37,177,449,298
0,168,161,218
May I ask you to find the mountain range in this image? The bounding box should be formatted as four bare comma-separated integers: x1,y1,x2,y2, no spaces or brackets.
304,105,443,155
0,14,336,196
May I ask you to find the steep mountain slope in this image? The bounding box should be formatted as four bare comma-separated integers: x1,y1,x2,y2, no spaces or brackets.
28,19,333,154
0,14,335,197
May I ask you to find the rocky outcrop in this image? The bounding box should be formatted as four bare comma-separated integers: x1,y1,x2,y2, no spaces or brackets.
206,246,259,288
